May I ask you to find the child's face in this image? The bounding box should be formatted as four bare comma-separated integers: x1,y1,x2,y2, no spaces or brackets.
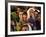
22,15,27,21
34,12,38,17
21,27,29,31
11,21,15,25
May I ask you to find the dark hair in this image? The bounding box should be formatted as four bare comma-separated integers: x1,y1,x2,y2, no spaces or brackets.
22,25,28,27
34,10,38,12
20,25,29,31
22,12,27,16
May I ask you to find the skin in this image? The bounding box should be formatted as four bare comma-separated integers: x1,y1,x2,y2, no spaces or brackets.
22,15,27,22
11,21,15,25
34,12,38,17
21,27,29,31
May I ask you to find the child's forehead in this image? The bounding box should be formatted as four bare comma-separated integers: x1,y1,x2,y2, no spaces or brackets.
22,15,27,16
23,15,26,16
22,26,28,28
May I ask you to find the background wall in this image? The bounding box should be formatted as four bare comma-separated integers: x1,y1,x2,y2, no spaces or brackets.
0,0,46,37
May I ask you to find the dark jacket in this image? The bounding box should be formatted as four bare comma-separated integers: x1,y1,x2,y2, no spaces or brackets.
28,17,36,30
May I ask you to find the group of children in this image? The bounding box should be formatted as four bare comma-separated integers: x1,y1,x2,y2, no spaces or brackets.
11,6,41,31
